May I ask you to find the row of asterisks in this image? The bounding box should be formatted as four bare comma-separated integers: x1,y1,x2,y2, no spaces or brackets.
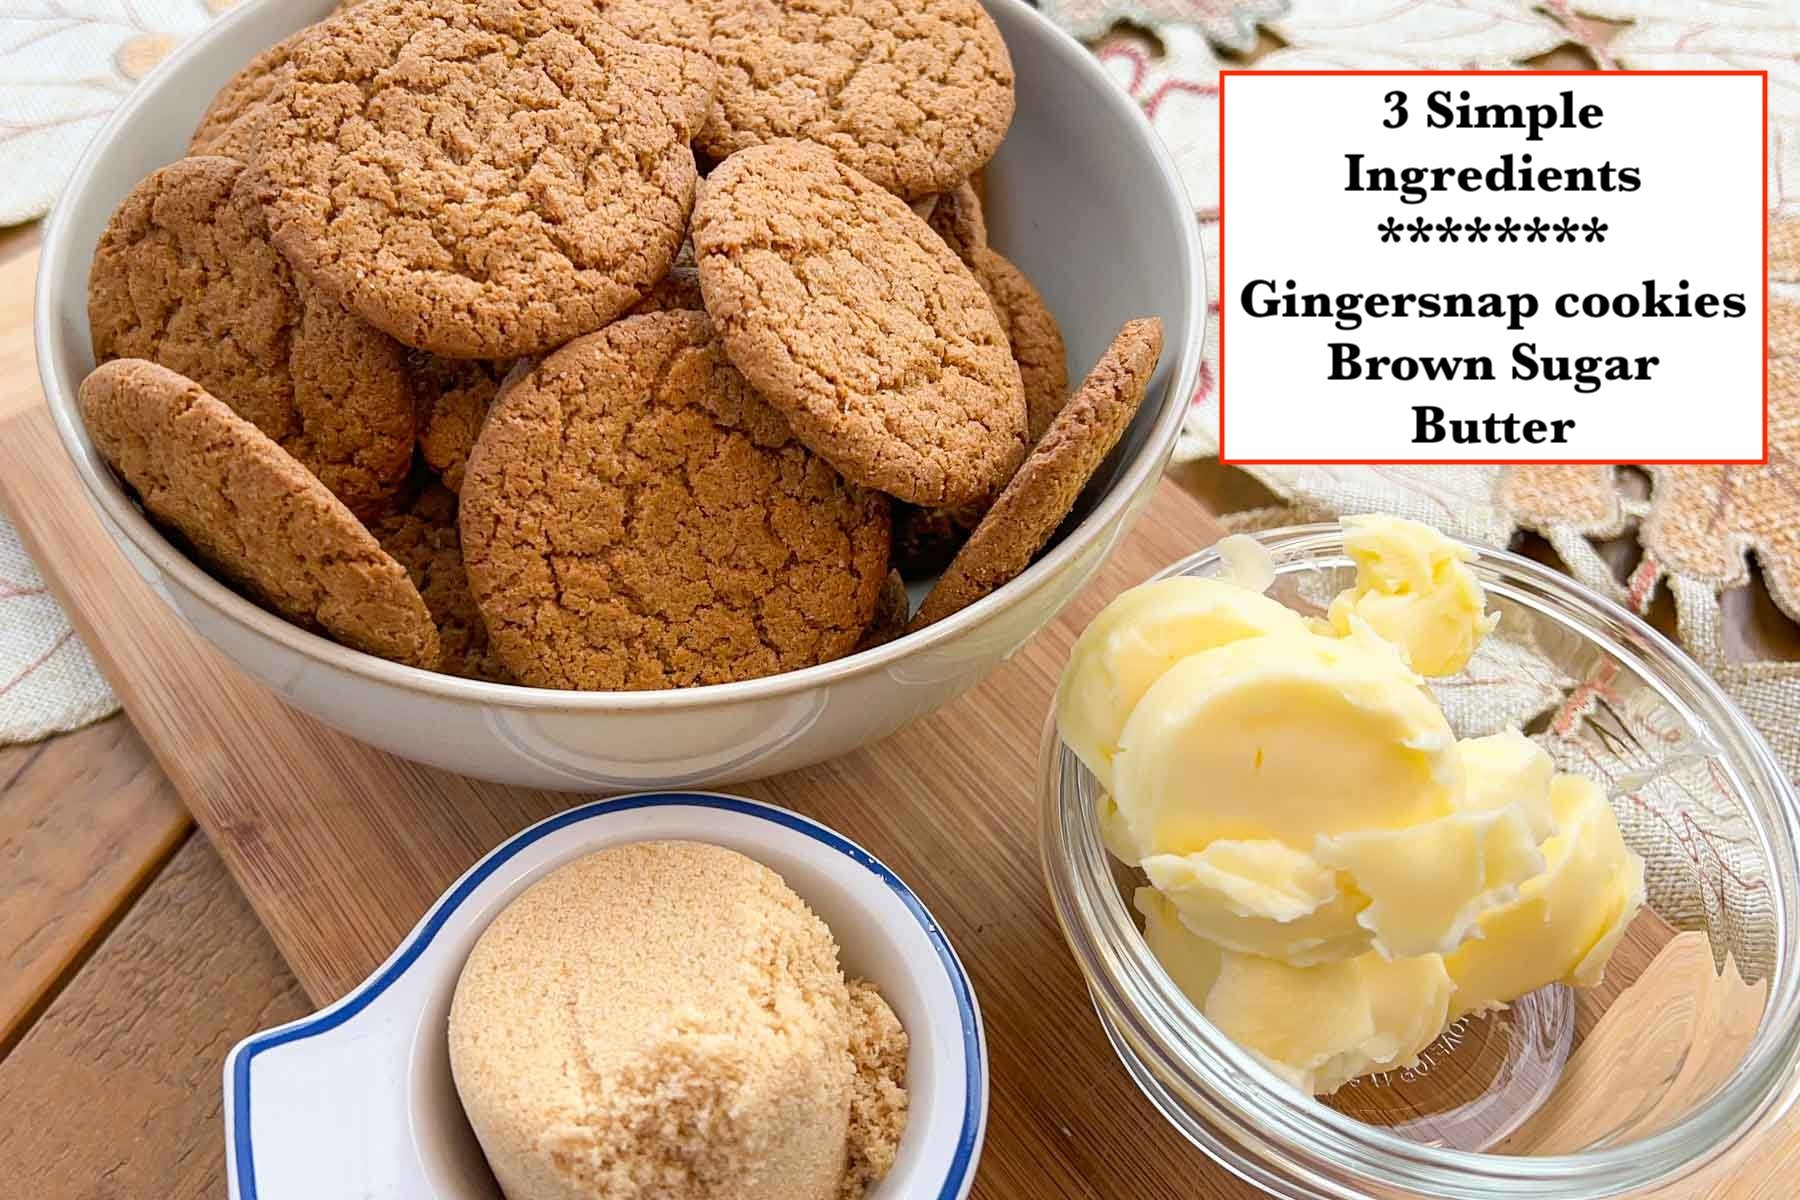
1377,216,1608,244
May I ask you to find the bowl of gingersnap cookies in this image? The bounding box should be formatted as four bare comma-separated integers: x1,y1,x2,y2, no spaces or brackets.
37,0,1204,791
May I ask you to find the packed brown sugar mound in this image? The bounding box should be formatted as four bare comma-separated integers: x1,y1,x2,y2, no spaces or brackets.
458,311,891,690
448,841,909,1200
248,0,715,358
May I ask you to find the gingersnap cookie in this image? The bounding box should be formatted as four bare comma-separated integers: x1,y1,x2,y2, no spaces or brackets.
896,182,1067,566
88,154,414,518
372,484,513,682
188,26,315,160
853,570,910,652
975,247,1069,441
80,359,439,668
410,355,514,494
460,311,891,691
911,318,1163,629
920,182,1069,441
696,0,1014,199
694,141,1026,508
926,182,987,264
627,266,705,316
891,501,982,578
248,0,716,358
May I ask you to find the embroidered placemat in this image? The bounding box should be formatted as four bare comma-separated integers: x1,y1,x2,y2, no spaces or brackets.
1,1,239,226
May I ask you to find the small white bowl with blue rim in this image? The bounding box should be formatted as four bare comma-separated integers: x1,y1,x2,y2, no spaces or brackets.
224,792,988,1199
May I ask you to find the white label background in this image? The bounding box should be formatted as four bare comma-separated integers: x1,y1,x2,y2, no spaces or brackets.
1219,73,1765,464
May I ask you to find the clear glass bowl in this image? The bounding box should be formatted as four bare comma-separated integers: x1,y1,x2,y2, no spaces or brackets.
1040,525,1800,1199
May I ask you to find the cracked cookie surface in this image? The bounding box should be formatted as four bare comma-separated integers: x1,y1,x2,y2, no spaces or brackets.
373,483,513,681
88,154,414,519
189,25,318,161
923,183,1069,440
694,141,1025,507
410,354,514,494
249,0,716,358
912,318,1162,628
459,311,891,691
80,359,439,668
696,0,1014,199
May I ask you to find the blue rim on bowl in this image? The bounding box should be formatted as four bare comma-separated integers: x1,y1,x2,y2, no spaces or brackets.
225,792,988,1200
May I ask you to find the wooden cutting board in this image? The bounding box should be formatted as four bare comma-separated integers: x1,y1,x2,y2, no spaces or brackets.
1,403,1260,1199
5,400,1792,1199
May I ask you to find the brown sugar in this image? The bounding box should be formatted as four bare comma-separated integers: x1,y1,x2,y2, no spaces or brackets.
448,841,908,1200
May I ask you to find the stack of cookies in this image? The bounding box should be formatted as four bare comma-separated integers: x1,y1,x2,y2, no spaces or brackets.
79,0,1164,692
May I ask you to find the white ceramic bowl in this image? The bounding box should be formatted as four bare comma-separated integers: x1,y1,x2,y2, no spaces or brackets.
224,792,987,1200
34,0,1204,791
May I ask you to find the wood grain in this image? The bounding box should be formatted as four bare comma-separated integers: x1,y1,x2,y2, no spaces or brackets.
0,832,308,1199
0,715,189,1050
3,402,1245,1197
